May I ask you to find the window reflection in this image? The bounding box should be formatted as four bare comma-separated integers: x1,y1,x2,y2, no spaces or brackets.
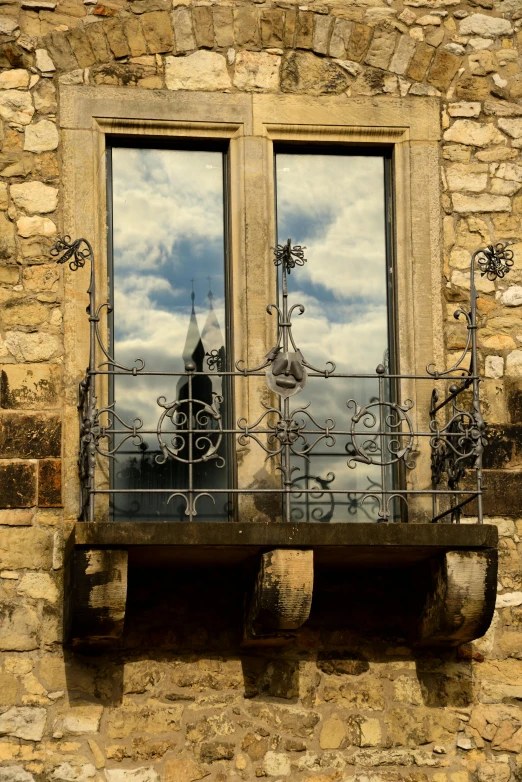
275,151,394,522
109,146,229,521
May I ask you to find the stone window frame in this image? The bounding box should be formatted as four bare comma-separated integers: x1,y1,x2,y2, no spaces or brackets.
60,85,441,522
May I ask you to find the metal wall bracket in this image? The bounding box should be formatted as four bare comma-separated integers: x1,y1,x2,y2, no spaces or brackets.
243,549,314,646
417,549,497,646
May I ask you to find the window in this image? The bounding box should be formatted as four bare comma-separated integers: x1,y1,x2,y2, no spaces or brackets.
59,88,442,525
107,143,231,521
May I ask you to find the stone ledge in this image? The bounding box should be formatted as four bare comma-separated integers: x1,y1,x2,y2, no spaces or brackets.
73,521,498,567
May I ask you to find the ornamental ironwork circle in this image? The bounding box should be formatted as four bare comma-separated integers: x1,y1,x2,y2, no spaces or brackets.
156,394,224,467
347,398,415,468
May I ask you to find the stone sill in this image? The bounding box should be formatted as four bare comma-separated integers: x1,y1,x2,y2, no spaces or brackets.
72,521,498,567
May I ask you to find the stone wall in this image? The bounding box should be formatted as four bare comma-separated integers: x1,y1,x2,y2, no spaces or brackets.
1,0,522,780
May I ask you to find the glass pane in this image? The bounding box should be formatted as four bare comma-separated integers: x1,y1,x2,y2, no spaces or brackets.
275,152,393,522
109,147,229,521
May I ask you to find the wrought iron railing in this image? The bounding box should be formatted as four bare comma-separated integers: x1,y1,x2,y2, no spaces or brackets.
52,237,514,524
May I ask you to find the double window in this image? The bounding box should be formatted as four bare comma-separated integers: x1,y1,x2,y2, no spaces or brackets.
107,141,396,522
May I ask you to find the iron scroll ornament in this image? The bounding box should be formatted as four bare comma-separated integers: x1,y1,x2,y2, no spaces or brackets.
52,232,514,525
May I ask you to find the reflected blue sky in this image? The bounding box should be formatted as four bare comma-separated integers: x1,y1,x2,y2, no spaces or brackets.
275,152,391,522
110,147,228,520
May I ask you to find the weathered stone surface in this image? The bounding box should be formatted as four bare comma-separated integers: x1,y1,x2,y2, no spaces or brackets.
35,48,55,73
281,51,348,95
192,7,213,50
163,758,209,782
407,42,435,82
199,742,234,763
329,19,352,60
10,182,58,215
18,572,58,603
312,14,332,57
4,331,61,362
485,355,503,379
347,23,372,62
212,6,233,48
234,6,259,48
0,212,16,261
319,714,346,749
165,52,230,91
446,167,487,192
106,771,160,782
0,767,35,782
364,29,397,70
449,102,481,118
0,90,34,126
0,602,39,650
499,118,522,139
51,763,96,782
459,13,513,37
103,19,130,59
172,6,195,53
24,120,58,154
452,194,511,213
141,11,173,54
0,707,46,740
107,700,184,738
389,36,416,75
67,28,96,68
0,526,52,568
444,119,505,147
38,459,61,507
428,49,460,90
0,70,29,90
233,51,280,92
263,751,290,776
0,412,60,459
296,11,313,50
33,81,57,114
17,216,57,237
58,704,103,734
0,461,36,508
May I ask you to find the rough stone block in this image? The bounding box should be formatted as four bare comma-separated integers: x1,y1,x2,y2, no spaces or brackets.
0,413,60,458
364,29,397,70
103,19,130,59
346,23,372,62
281,52,348,96
296,10,313,50
141,11,173,54
85,23,111,63
233,51,280,92
123,17,147,57
283,9,296,48
428,49,461,90
45,31,77,71
261,9,284,48
407,42,435,82
165,51,230,91
0,365,61,410
481,470,522,516
192,6,213,50
312,14,333,56
172,6,195,53
67,27,96,68
38,458,61,507
0,707,46,739
234,7,259,48
329,18,352,60
0,461,36,508
212,6,233,48
0,525,52,568
0,602,39,651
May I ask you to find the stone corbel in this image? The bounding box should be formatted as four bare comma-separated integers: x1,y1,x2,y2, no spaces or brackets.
417,549,497,646
65,547,128,647
243,548,314,645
